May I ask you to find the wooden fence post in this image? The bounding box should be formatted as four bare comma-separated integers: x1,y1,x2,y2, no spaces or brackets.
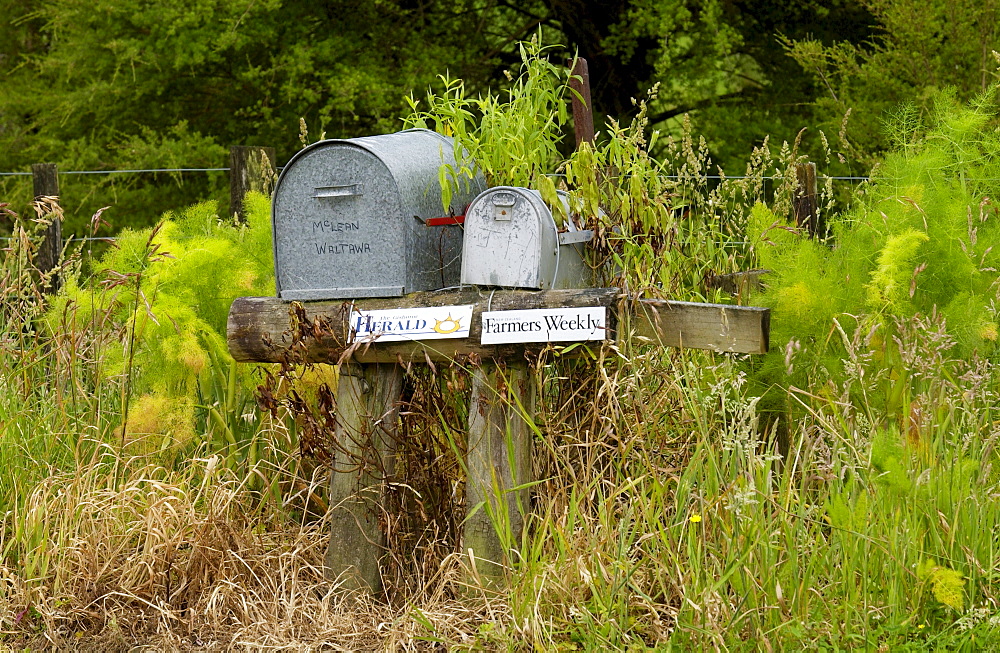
31,163,62,293
229,146,276,223
794,161,819,237
569,57,596,148
464,361,535,583
325,362,403,595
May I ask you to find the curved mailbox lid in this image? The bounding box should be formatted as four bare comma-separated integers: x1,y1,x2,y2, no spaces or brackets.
350,130,484,294
272,129,482,300
462,187,556,289
273,141,401,299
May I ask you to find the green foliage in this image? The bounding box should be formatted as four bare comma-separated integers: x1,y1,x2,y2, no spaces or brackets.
10,10,1000,644
47,192,274,443
568,112,749,297
747,203,800,270
405,38,572,191
753,91,1000,411
0,0,551,234
407,42,785,300
0,192,305,616
392,42,1000,650
869,427,912,495
785,0,1000,161
0,0,884,235
540,0,875,173
918,560,966,611
865,229,930,314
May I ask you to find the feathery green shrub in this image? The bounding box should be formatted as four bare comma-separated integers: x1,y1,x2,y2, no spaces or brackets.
751,89,1000,418
46,192,275,447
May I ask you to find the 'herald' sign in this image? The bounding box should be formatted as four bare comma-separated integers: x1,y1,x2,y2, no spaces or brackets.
351,305,474,343
480,307,607,345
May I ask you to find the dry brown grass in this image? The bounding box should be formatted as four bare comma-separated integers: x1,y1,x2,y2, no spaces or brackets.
0,450,524,651
0,340,697,650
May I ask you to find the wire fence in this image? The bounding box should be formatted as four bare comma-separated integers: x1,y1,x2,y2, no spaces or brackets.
0,167,231,177
0,165,874,244
0,167,871,181
1,236,117,242
7,164,1000,183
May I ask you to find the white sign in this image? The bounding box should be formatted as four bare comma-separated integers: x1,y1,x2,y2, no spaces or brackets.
351,305,474,343
480,307,607,345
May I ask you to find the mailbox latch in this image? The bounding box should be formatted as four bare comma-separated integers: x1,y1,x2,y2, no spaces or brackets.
313,184,362,199
491,192,516,220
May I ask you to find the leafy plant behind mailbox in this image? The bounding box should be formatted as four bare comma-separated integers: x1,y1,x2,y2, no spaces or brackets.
405,40,789,302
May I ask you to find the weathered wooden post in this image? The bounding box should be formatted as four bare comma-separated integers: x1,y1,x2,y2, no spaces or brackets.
325,363,403,594
464,361,534,580
569,57,595,147
31,163,62,293
794,161,820,237
229,146,276,223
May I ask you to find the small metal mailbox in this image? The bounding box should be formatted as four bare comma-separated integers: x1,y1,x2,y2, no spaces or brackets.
461,187,594,289
272,129,484,300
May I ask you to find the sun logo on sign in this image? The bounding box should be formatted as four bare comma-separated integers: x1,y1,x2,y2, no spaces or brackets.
433,314,463,335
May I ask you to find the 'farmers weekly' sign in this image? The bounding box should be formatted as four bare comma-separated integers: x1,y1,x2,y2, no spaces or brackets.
480,307,607,344
351,305,474,342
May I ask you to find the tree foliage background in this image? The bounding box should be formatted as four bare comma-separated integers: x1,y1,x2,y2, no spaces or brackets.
1,0,998,236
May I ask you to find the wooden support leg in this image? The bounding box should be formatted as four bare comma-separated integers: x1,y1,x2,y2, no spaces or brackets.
325,362,403,595
464,361,535,583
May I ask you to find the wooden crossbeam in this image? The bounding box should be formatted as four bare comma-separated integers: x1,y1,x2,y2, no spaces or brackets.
227,288,769,363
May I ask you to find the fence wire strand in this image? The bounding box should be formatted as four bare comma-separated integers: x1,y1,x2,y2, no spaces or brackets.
0,167,230,177
1,169,866,180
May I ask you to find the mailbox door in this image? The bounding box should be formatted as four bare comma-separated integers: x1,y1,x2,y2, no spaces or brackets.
462,188,559,289
273,143,404,300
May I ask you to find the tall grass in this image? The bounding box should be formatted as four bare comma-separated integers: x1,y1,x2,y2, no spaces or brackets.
0,199,345,648
459,315,998,650
4,48,1000,651
395,52,1000,650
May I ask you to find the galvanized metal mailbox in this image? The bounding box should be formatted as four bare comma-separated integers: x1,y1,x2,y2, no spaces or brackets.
461,187,594,290
272,129,484,300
